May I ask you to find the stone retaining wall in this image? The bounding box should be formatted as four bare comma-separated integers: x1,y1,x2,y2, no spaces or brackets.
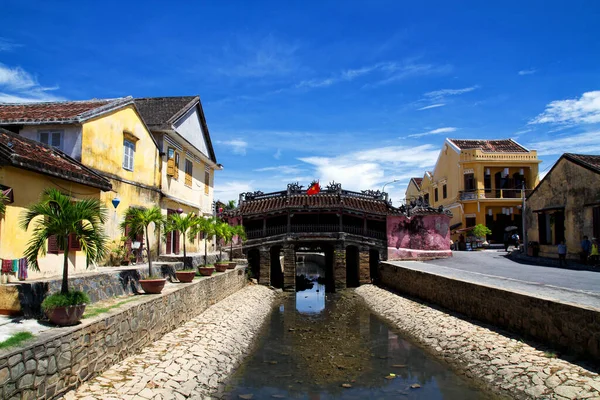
2,261,184,318
379,262,600,362
157,252,229,268
0,267,247,399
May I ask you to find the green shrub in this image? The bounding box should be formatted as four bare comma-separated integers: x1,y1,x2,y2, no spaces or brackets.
41,291,90,312
470,224,492,238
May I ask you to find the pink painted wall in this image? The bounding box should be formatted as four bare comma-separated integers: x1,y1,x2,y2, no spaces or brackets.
387,214,452,260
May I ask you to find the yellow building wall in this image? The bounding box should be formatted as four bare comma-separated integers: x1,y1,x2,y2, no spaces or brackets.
0,166,102,280
82,106,162,259
404,180,421,203
159,199,215,255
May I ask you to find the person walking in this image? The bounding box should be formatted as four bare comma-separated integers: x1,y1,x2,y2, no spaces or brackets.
503,231,510,252
581,235,592,264
558,241,567,267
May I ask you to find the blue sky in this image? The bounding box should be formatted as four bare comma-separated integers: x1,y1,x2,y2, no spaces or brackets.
1,1,600,203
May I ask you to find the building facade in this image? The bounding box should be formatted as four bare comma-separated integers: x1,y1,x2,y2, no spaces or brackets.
0,128,113,280
526,153,600,260
0,97,163,263
406,139,540,242
134,96,221,256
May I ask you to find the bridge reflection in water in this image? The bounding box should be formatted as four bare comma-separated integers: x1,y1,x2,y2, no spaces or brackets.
223,291,493,399
295,253,327,314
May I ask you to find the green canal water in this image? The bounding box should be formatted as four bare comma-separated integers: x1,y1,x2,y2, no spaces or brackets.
224,261,494,399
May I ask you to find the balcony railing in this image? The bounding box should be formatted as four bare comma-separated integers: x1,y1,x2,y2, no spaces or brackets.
459,189,526,201
245,224,386,240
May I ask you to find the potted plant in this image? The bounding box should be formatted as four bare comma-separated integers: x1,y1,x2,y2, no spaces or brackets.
225,224,246,269
20,188,109,326
164,212,201,281
191,217,218,275
109,240,125,266
121,206,165,294
214,221,230,272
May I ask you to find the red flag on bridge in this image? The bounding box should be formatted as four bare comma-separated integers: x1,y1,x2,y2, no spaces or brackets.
306,181,321,195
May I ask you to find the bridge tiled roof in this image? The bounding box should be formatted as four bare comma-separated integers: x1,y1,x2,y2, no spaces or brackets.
239,193,391,216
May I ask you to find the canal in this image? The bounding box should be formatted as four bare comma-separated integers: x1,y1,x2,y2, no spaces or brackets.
224,258,494,399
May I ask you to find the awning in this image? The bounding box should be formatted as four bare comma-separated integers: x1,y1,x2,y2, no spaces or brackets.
450,222,462,230
533,206,565,213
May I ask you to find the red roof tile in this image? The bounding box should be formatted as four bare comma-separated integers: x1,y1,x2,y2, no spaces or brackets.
448,139,529,153
0,97,131,124
239,193,390,216
0,128,112,191
411,177,423,189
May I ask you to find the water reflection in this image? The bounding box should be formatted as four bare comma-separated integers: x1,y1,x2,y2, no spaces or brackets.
223,289,494,399
295,258,326,314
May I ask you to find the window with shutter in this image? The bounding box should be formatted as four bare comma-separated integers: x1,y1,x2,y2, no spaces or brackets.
68,233,81,251
48,235,64,254
123,139,135,171
39,131,63,150
185,159,193,187
204,170,210,195
174,152,180,179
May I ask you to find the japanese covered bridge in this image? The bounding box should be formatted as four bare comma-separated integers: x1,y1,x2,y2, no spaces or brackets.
225,182,451,292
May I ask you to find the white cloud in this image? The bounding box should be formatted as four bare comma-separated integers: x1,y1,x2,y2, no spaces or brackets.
0,63,63,103
217,139,248,155
530,91,600,125
424,86,479,99
530,131,600,155
518,69,537,76
407,127,457,138
254,165,303,175
213,180,254,203
417,103,445,111
0,37,21,52
274,148,282,159
298,144,440,204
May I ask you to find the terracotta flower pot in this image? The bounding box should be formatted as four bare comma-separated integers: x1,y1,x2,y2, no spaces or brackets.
176,271,196,283
215,263,228,272
140,279,166,294
198,267,215,276
227,262,237,269
47,304,87,326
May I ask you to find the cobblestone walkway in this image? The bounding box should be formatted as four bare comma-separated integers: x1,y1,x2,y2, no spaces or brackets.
356,284,600,399
62,285,276,400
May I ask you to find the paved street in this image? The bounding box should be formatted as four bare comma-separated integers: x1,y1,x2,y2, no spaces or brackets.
387,251,600,309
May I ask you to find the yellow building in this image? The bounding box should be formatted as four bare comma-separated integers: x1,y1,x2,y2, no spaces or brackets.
406,139,540,243
0,128,113,280
0,97,162,263
135,97,222,256
404,177,423,203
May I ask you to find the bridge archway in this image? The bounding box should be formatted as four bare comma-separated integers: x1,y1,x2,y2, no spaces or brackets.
247,248,260,282
369,249,380,283
270,245,284,289
346,245,360,288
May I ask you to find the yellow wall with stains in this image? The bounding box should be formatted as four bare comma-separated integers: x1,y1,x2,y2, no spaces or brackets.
0,166,102,280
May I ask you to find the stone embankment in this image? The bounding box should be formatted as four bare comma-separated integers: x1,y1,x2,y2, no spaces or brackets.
62,285,277,400
356,284,600,400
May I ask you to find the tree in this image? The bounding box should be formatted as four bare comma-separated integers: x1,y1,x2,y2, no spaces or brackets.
0,192,8,218
227,224,246,260
471,224,492,239
191,216,218,266
120,206,164,277
225,200,236,210
20,188,109,294
214,221,232,261
164,212,199,269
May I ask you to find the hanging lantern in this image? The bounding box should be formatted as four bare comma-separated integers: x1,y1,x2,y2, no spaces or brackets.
488,209,493,216
176,208,184,214
510,207,514,214
111,197,121,209
485,168,491,175
503,168,509,177
519,168,524,176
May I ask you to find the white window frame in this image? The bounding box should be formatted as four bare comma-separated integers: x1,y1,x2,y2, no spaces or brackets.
123,139,135,171
39,130,63,150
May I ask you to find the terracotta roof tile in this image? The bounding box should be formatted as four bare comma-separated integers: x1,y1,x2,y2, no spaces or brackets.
565,153,600,174
411,177,423,188
449,139,529,153
240,193,390,216
0,97,130,124
0,128,112,191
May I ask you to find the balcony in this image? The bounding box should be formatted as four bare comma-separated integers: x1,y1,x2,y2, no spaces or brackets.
459,189,525,201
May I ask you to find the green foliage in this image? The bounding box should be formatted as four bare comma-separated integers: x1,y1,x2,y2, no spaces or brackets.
120,206,164,276
225,200,236,210
164,212,199,244
20,188,109,294
470,224,492,238
0,192,8,218
41,290,90,312
0,332,35,349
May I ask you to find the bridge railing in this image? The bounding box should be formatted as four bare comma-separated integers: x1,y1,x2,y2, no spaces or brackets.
245,224,385,240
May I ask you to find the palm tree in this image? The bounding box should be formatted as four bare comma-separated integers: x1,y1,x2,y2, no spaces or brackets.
214,221,231,262
225,200,236,210
0,192,8,218
164,212,199,269
20,188,109,294
192,216,218,266
227,224,246,260
120,206,164,277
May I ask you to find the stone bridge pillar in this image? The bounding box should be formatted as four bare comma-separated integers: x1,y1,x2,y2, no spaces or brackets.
259,246,271,286
334,245,346,290
283,244,296,292
359,248,371,285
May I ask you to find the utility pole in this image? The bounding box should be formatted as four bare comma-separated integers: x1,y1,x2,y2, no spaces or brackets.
522,182,527,254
